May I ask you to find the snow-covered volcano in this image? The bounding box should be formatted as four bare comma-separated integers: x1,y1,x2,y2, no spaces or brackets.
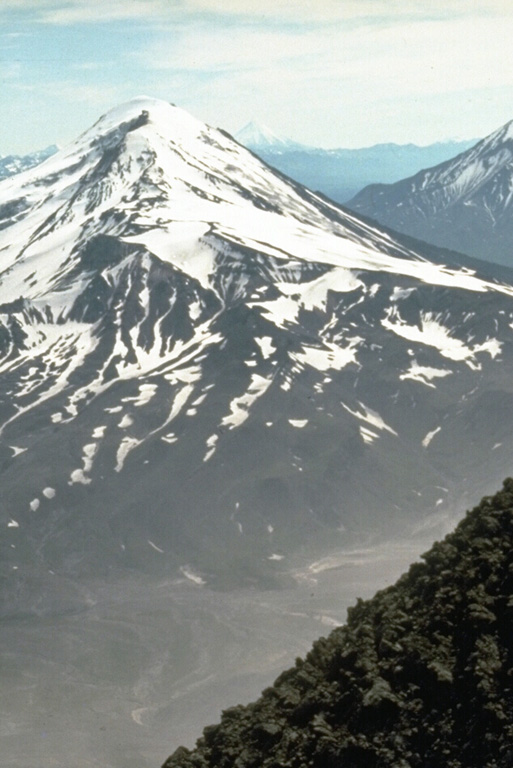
235,121,305,151
347,119,513,266
2,96,513,598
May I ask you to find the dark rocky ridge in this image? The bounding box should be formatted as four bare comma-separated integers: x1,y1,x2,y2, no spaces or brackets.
163,479,513,768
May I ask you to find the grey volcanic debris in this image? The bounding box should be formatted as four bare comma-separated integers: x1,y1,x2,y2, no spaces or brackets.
347,119,513,268
235,121,475,205
163,478,513,768
2,98,513,598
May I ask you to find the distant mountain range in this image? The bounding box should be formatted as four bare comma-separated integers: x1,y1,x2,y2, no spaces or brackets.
235,122,476,204
0,144,58,180
347,118,513,267
163,478,513,768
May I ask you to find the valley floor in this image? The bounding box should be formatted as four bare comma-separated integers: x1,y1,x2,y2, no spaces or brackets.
1,539,428,768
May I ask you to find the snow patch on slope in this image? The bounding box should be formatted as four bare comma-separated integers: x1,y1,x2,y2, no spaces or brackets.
291,338,361,373
116,437,141,472
382,308,502,368
203,434,219,462
423,426,441,448
342,401,397,440
69,443,98,485
400,362,452,388
255,336,276,359
221,374,272,429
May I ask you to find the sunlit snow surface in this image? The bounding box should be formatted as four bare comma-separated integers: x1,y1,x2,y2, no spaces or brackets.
0,96,511,315
342,401,398,444
382,307,502,369
399,362,452,387
422,426,442,448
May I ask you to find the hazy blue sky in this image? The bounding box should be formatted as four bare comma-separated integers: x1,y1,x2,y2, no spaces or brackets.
2,0,513,154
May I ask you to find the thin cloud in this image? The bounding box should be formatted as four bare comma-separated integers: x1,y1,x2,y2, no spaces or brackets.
3,61,24,81
3,0,512,25
1,0,172,24
128,8,513,147
160,0,513,24
72,61,112,71
136,23,318,73
10,79,121,104
1,30,33,37
135,13,513,96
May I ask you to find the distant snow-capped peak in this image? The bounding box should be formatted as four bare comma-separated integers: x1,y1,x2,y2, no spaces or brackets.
235,120,305,151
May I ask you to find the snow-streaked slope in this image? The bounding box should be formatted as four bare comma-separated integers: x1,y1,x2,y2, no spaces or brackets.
2,97,513,593
347,119,513,266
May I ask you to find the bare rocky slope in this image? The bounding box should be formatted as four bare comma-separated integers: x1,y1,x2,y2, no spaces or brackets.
163,479,513,768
